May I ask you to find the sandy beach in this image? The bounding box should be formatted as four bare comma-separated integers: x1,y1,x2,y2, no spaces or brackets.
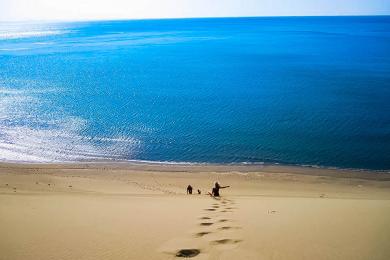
0,162,389,260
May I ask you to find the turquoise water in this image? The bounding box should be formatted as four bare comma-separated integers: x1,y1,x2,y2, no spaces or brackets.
0,16,389,169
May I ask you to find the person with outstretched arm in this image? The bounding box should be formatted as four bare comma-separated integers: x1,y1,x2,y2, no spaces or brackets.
210,182,229,197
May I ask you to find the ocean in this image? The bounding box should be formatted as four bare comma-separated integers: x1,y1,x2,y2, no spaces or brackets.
0,16,389,170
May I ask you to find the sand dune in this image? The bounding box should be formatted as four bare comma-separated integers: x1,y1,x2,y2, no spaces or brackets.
0,163,389,260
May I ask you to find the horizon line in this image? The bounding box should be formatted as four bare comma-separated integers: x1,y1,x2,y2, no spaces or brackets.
1,14,389,23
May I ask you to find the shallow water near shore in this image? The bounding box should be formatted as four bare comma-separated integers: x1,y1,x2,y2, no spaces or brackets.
0,16,389,169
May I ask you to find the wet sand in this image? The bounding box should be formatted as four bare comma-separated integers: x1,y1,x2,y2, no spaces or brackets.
0,162,389,260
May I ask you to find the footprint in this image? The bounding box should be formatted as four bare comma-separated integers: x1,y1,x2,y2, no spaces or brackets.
200,222,214,226
195,232,211,237
218,226,233,230
176,249,200,258
212,205,219,209
199,217,211,220
218,226,241,230
159,237,204,258
218,219,229,223
211,239,242,245
204,208,216,211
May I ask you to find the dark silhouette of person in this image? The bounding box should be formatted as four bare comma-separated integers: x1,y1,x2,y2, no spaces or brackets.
211,182,229,197
187,185,193,194
197,189,201,195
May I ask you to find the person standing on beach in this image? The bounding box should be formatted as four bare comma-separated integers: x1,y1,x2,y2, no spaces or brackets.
211,182,229,197
187,185,193,194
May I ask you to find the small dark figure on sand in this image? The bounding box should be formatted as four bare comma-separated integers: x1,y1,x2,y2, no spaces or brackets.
187,185,193,194
197,189,201,194
211,182,230,197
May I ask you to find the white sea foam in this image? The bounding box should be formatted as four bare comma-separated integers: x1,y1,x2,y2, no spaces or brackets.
0,48,31,51
0,30,68,40
33,41,54,45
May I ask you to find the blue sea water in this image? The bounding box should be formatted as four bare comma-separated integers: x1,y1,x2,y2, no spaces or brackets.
0,16,389,170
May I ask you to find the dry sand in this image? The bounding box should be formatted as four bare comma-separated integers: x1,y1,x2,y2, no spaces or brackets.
0,162,389,260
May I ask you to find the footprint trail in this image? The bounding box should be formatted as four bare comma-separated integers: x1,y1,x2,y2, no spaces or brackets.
162,196,243,258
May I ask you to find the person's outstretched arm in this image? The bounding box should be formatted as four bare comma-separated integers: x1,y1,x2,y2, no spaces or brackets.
220,185,230,189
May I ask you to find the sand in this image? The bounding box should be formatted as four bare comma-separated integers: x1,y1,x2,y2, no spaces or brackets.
0,162,389,260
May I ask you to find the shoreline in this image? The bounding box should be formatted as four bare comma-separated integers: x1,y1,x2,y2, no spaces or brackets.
1,158,389,173
1,160,389,181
